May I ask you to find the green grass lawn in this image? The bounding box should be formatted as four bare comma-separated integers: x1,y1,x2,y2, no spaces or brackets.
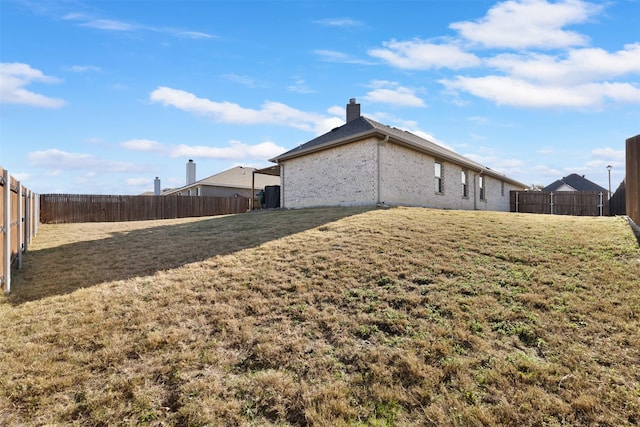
1,207,639,426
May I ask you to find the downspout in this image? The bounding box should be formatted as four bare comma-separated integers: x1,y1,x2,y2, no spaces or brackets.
280,163,285,209
473,172,477,210
377,135,389,204
251,171,255,211
475,169,484,210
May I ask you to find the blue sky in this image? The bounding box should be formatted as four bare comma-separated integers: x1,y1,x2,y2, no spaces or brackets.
1,0,638,195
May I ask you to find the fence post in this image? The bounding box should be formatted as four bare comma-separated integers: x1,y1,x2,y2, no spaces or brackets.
598,192,603,217
34,193,39,235
25,189,31,249
18,181,23,269
3,168,10,294
550,192,554,215
515,192,519,212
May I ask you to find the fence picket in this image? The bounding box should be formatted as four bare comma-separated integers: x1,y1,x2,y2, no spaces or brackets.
39,194,250,224
510,191,610,216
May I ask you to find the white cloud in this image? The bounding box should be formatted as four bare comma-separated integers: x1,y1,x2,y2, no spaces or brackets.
0,63,66,108
363,5,639,109
62,13,90,21
442,42,640,108
66,65,101,73
177,31,214,40
591,147,625,162
121,139,164,152
150,86,342,134
11,172,31,182
314,18,363,28
365,1,640,109
469,133,487,141
63,12,213,38
368,39,481,70
531,165,564,179
125,177,152,186
313,50,373,65
363,81,425,107
169,140,286,160
287,78,316,94
487,43,640,85
537,146,557,155
80,18,136,31
440,76,640,108
464,152,526,175
327,105,346,117
28,149,138,172
450,0,602,49
368,111,449,149
224,73,262,88
120,137,288,161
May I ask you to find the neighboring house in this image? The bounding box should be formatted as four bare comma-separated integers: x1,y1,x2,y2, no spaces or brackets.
268,99,527,211
543,174,607,193
162,165,280,199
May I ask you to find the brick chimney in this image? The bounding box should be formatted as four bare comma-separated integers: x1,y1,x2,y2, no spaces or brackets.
346,98,360,123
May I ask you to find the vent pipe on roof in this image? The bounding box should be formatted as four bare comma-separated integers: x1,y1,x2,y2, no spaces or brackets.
346,98,360,123
154,177,161,196
186,159,196,185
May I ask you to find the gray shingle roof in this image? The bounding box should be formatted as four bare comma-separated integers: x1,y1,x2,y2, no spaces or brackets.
543,173,607,192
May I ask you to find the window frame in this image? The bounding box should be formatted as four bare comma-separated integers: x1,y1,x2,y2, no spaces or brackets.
461,170,468,198
434,161,444,194
479,175,485,201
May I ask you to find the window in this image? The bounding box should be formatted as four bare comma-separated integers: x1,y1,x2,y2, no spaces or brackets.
501,181,505,197
435,161,443,193
461,170,468,198
479,176,485,200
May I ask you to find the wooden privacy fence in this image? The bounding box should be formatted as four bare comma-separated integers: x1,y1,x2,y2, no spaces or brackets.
510,191,609,216
609,180,626,217
40,194,250,224
1,166,39,294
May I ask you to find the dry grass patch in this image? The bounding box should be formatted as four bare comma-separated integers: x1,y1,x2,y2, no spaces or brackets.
1,207,639,426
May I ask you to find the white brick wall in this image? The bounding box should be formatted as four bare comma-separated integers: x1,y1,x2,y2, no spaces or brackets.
281,138,378,208
279,137,522,211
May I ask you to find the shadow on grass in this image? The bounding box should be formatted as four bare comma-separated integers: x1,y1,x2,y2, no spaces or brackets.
8,206,373,305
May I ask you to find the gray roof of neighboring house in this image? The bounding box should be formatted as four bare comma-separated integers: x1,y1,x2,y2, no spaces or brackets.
270,115,527,188
162,166,280,195
543,173,607,192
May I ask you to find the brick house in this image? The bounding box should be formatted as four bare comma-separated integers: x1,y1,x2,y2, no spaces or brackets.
268,99,527,210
